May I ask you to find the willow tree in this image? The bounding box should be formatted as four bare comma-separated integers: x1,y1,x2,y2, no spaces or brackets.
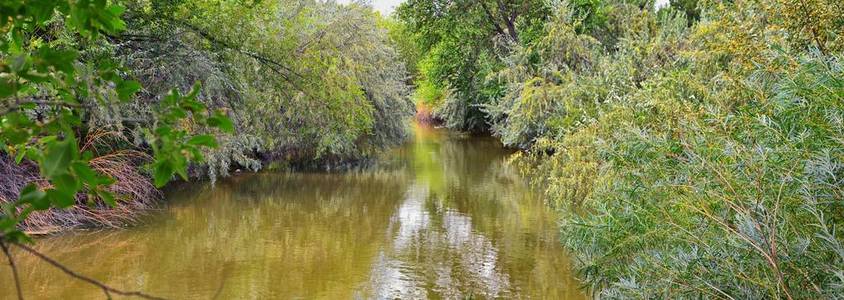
478,0,844,297
113,0,413,174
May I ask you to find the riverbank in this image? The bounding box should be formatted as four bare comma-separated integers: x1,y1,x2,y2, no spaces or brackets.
0,136,409,235
0,151,159,235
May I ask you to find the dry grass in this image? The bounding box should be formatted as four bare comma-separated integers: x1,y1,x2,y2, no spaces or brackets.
0,130,160,234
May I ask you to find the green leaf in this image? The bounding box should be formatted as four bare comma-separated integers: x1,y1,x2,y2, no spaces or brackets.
208,111,235,133
46,189,76,208
0,217,17,233
116,79,141,101
19,184,48,210
152,160,173,188
175,166,189,180
187,135,218,147
42,137,78,178
71,161,97,182
1,203,16,220
162,89,180,106
170,107,187,119
97,190,116,207
181,99,204,113
15,150,26,164
52,173,81,199
10,54,28,72
29,0,58,24
105,5,127,32
186,82,202,99
1,230,32,244
154,126,173,137
35,46,78,74
188,148,203,161
0,77,16,98
81,150,94,161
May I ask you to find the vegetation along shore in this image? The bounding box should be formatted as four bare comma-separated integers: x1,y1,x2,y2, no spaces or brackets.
1,0,843,298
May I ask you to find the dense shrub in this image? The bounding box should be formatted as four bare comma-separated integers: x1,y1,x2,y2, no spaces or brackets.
480,0,844,297
120,0,414,173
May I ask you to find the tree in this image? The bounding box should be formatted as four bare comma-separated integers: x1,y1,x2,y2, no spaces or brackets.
123,0,413,166
397,0,550,131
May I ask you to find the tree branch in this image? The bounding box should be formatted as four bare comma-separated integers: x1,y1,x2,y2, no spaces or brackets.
168,20,305,81
159,19,318,101
13,242,168,300
495,0,519,41
0,95,91,116
0,241,23,300
478,1,509,40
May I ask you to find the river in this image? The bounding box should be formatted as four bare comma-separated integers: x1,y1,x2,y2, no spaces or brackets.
0,124,584,299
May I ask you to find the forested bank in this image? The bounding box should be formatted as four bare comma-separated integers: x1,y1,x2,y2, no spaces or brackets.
0,0,412,235
2,0,844,298
396,0,844,298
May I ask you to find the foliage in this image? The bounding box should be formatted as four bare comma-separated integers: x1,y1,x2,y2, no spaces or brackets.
670,0,700,23
0,0,230,241
570,0,610,34
131,0,413,167
474,0,844,297
380,15,423,78
397,0,550,131
0,132,159,232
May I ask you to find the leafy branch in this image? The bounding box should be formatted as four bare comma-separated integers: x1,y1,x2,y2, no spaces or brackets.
5,240,167,300
0,0,233,298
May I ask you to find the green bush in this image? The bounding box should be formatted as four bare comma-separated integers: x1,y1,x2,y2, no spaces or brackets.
483,0,844,297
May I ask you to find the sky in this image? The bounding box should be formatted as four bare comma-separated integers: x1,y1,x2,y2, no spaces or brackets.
336,0,405,15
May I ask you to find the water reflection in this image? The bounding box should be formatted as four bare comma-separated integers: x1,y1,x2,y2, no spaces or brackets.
366,125,583,299
369,184,512,299
0,124,584,299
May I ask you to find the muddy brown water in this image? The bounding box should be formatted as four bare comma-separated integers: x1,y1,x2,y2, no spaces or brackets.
0,124,585,299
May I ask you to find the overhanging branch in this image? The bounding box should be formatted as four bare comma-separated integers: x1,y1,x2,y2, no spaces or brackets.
14,242,168,300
